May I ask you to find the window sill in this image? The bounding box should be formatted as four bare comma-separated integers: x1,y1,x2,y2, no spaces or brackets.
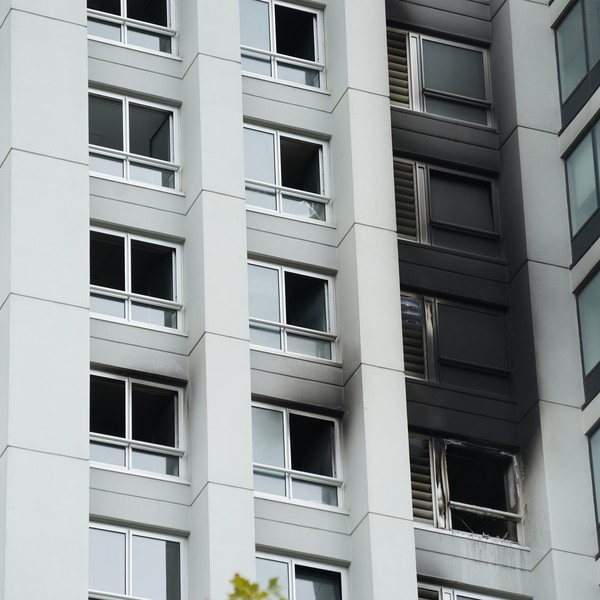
414,522,528,550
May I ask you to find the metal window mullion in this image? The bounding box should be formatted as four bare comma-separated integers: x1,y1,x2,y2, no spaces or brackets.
279,266,287,352
437,440,450,530
592,125,600,214
581,0,591,72
124,234,133,322
125,528,133,596
268,0,277,77
416,163,429,244
245,179,330,204
283,407,292,498
411,33,423,112
448,500,521,522
125,379,133,469
274,132,283,213
423,88,491,109
424,298,436,381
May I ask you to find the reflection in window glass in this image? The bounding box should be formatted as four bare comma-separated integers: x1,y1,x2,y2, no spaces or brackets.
295,565,341,600
89,528,126,594
567,130,598,233
132,536,181,600
589,428,600,525
256,558,289,600
252,407,285,467
556,2,587,101
578,270,600,375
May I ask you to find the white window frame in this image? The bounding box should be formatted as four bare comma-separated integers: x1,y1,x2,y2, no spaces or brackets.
252,401,343,508
244,124,330,222
419,581,506,600
90,226,183,331
256,553,346,600
89,90,180,191
87,0,177,55
89,371,186,480
248,260,337,361
89,523,185,600
240,0,326,89
411,433,522,544
398,31,493,127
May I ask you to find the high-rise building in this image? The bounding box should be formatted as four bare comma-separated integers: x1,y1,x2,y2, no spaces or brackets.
1,0,599,598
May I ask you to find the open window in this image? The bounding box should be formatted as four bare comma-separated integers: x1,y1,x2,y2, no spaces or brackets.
240,0,324,88
89,524,182,600
90,373,184,477
244,125,329,221
387,29,493,126
90,228,181,329
410,434,521,543
418,582,505,600
89,91,178,189
248,261,335,360
252,403,342,506
87,0,175,54
395,159,501,258
256,554,344,600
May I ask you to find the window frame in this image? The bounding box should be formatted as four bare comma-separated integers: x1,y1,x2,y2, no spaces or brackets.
243,124,330,222
252,401,343,508
90,226,183,331
87,0,177,55
410,433,522,545
418,581,505,600
89,522,185,600
588,425,600,547
255,553,346,600
248,260,337,361
88,89,180,191
240,0,326,89
89,371,186,480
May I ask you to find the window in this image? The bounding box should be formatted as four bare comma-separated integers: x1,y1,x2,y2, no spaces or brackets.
418,582,504,600
90,228,182,329
256,554,343,600
240,0,324,88
87,0,175,54
395,159,500,258
555,0,600,113
401,294,510,397
576,267,600,401
90,373,184,477
252,403,342,506
89,524,182,600
89,91,178,189
248,261,335,360
388,29,492,126
410,434,521,543
589,427,600,541
244,125,329,221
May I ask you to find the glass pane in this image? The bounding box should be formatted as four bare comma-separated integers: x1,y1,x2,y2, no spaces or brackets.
567,131,597,233
277,63,320,88
89,528,125,594
252,406,285,467
578,271,600,374
127,0,169,26
254,470,286,496
133,450,179,476
287,334,331,359
289,414,334,476
256,558,289,600
429,171,493,231
89,153,124,178
424,96,488,125
131,240,174,301
91,294,126,318
295,566,341,600
280,138,321,194
88,18,122,42
88,0,121,16
91,231,125,290
128,27,172,53
590,429,600,524
282,195,326,221
248,264,280,321
250,323,282,349
90,375,126,437
130,162,175,188
556,2,587,101
131,302,178,328
422,40,486,100
132,383,177,447
132,536,181,600
246,185,277,211
275,5,315,61
129,104,171,160
89,95,123,150
242,51,272,76
240,0,270,50
585,0,600,70
292,479,337,506
90,442,126,466
284,272,327,331
244,128,276,183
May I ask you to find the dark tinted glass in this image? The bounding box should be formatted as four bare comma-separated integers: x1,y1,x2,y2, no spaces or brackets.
290,414,334,477
90,231,125,290
90,376,126,437
285,272,327,331
131,384,177,447
131,240,174,300
275,6,315,61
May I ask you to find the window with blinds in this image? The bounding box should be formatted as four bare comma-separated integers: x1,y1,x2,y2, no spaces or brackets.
401,295,426,379
418,587,440,600
409,436,434,525
394,159,418,240
387,28,410,108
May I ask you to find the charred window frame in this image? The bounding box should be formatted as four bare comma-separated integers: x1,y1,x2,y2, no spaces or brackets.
394,159,501,259
240,0,325,89
88,90,179,190
256,554,345,600
90,227,182,330
243,125,330,222
87,0,176,54
248,260,336,361
418,582,505,600
252,402,342,507
387,29,493,127
410,433,522,544
89,372,185,478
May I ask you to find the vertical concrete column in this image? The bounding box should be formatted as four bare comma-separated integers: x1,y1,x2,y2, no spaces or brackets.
0,2,89,599
179,2,255,599
327,0,418,597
